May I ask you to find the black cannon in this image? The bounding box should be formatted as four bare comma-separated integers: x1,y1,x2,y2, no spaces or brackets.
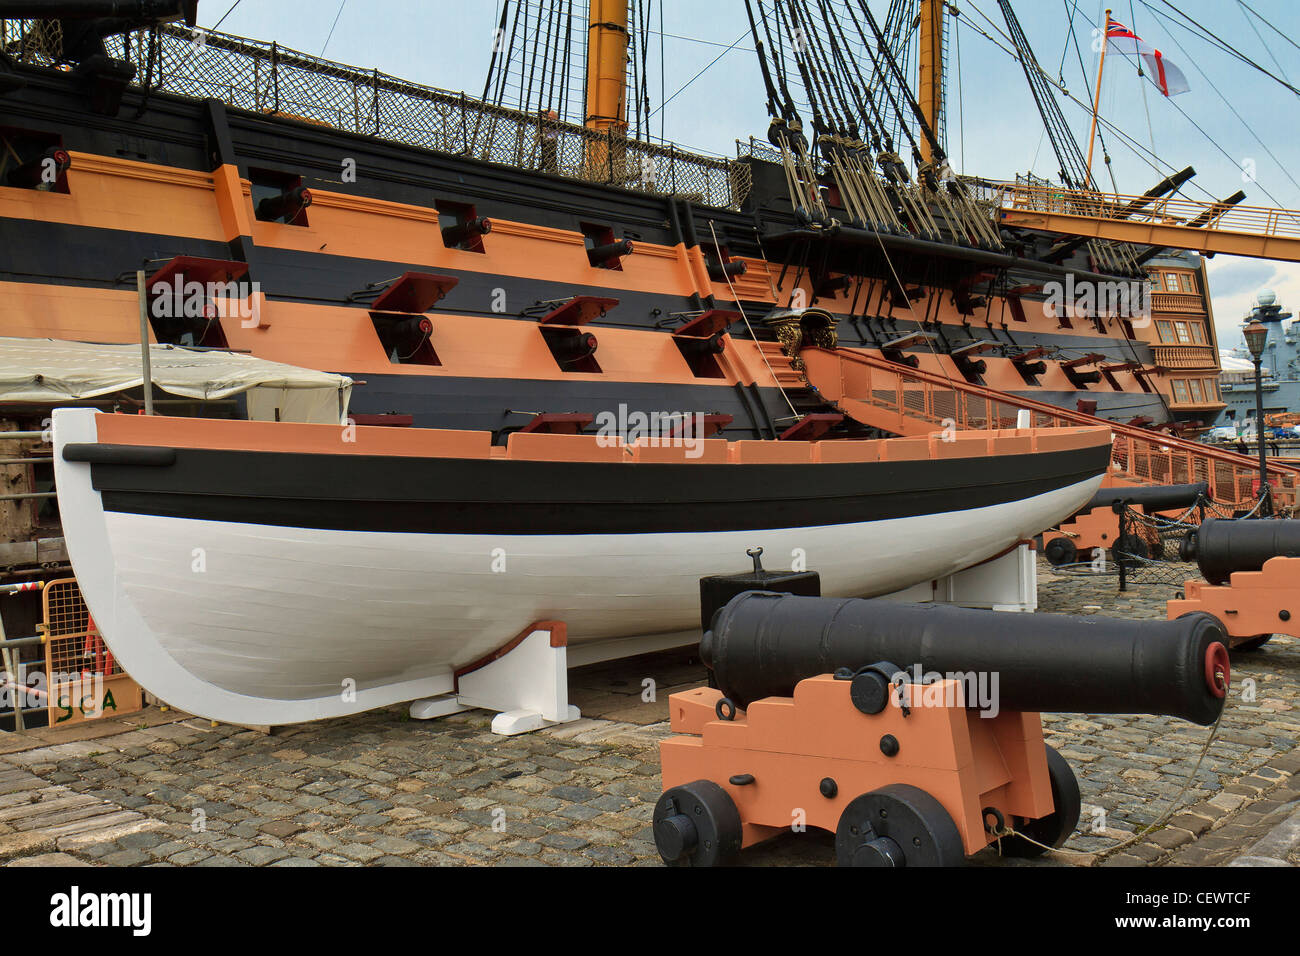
587,238,634,268
441,216,492,249
1180,517,1300,586
256,185,313,225
4,146,71,190
702,592,1229,725
1078,481,1208,517
657,589,1231,867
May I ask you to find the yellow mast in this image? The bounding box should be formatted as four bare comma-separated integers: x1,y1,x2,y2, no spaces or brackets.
1085,9,1112,190
917,0,945,165
585,0,630,136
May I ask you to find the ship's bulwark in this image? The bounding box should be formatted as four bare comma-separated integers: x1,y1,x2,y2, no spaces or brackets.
54,409,1110,725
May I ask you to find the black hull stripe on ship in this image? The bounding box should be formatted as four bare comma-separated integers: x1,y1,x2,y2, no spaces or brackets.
0,216,1150,362
79,443,1110,535
342,371,1170,436
7,70,1135,299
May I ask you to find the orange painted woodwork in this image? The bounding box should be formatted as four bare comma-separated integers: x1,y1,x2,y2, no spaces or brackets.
90,413,1109,467
660,679,1056,857
1167,556,1300,644
1044,502,1200,556
1044,507,1124,556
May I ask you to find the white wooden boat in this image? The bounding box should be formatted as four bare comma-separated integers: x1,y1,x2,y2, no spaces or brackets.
53,408,1111,726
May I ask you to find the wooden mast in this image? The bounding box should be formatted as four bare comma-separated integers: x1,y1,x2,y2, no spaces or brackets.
584,0,630,179
917,0,945,165
585,0,630,135
1085,9,1112,190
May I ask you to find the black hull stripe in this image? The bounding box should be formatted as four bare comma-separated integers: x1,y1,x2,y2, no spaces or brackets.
0,216,1150,362
86,444,1109,535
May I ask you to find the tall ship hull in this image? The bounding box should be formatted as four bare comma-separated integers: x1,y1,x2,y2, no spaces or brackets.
0,16,1213,441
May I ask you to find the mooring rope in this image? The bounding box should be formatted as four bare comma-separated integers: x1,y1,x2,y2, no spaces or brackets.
992,665,1230,861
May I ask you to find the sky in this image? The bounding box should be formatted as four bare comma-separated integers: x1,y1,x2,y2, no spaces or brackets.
197,0,1300,347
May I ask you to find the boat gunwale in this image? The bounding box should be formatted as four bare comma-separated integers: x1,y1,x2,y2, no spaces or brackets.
84,412,1112,466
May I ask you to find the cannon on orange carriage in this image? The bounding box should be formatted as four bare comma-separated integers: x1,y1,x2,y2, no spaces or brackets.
1041,481,1207,566
655,592,1230,867
1168,518,1300,651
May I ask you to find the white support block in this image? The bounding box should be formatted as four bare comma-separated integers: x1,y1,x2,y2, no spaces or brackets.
881,544,1038,612
408,696,473,720
409,624,581,736
938,543,1038,612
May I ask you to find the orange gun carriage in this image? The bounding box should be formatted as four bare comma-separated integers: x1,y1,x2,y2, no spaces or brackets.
657,673,1073,867
1167,518,1300,652
655,591,1230,867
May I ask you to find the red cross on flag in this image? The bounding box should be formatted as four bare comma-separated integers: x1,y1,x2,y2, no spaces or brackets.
1106,18,1190,97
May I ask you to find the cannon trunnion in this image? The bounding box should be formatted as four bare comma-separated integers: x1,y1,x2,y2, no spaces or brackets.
656,591,1231,868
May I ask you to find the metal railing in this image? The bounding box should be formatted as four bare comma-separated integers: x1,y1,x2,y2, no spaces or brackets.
803,346,1298,509
989,180,1300,243
1,20,752,211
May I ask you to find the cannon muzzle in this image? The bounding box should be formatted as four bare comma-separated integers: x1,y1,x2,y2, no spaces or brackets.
256,185,312,224
701,593,1230,725
587,239,633,267
441,216,492,248
1180,517,1300,585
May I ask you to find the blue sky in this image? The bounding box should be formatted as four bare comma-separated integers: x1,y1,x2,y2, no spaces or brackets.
199,0,1300,345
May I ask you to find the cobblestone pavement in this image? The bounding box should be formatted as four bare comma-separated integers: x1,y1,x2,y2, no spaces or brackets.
0,559,1296,868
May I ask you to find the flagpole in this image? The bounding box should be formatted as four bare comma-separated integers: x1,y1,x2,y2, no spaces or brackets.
1086,9,1112,192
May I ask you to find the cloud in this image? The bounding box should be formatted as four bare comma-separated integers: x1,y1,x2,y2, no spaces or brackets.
1207,257,1300,346
1206,259,1279,297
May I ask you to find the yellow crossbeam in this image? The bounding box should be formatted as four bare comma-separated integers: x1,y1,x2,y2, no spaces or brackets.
988,182,1300,264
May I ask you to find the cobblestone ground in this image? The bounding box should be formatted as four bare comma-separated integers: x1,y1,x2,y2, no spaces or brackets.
0,559,1296,868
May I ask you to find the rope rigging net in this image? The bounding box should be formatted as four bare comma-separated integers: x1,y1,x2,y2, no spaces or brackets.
741,0,1002,252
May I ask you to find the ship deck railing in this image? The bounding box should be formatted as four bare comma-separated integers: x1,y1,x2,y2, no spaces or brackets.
803,345,1300,510
0,19,752,211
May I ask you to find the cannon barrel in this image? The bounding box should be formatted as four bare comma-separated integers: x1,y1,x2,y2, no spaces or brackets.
256,185,312,224
1078,481,1207,517
1180,517,1300,585
441,216,492,248
5,146,71,190
587,239,634,267
701,593,1229,725
1065,369,1102,387
548,329,599,363
708,260,748,282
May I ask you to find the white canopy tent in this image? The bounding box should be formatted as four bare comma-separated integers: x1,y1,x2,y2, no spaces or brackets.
0,337,352,425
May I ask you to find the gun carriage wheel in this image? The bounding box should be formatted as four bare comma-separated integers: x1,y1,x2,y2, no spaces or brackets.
994,744,1081,858
834,784,965,867
653,779,743,867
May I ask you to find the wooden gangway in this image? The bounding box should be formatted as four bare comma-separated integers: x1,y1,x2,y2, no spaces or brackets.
800,346,1299,509
982,180,1300,264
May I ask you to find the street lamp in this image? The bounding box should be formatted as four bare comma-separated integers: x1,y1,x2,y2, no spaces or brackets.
1243,318,1271,514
